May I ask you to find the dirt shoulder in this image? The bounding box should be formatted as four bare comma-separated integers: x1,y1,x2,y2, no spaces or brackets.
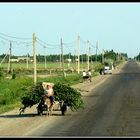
0,62,126,137
72,62,125,95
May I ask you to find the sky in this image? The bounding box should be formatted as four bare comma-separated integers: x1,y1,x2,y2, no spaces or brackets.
0,2,140,58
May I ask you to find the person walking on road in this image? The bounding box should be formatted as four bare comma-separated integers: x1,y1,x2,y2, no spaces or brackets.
88,69,92,82
82,70,87,82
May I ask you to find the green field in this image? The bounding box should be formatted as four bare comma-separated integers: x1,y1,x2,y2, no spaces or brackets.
0,62,104,78
0,61,102,70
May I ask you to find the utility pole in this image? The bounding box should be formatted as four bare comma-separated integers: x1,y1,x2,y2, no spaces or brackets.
7,41,12,73
77,34,80,74
118,53,120,60
61,38,64,75
82,53,83,64
33,33,37,85
60,44,62,68
68,52,71,68
26,45,29,69
87,40,90,70
69,52,71,59
102,49,104,64
89,44,93,65
96,41,98,63
44,46,47,69
26,52,29,69
89,43,92,65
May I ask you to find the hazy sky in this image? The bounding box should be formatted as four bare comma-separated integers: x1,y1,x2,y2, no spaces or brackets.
0,2,140,58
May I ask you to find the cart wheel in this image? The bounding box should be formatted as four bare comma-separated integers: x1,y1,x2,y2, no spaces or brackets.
61,104,67,116
37,109,42,115
62,110,67,116
37,105,43,116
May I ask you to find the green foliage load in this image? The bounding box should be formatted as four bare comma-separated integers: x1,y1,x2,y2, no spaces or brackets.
53,83,84,111
19,82,44,113
19,82,84,113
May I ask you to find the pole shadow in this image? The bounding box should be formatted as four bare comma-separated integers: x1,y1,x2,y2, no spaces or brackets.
0,113,38,118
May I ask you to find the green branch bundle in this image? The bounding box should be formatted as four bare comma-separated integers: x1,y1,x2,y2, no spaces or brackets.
19,82,84,114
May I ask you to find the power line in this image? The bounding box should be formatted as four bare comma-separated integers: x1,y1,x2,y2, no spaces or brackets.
0,32,32,40
63,40,77,45
80,38,87,44
0,35,12,42
0,36,32,44
36,37,60,47
63,45,72,54
0,48,10,66
36,40,58,50
88,41,96,49
97,47,102,54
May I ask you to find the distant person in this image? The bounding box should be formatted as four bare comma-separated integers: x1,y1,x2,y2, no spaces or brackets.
82,70,87,82
113,63,116,69
99,68,104,75
88,69,92,82
99,68,103,75
82,70,86,77
111,65,114,70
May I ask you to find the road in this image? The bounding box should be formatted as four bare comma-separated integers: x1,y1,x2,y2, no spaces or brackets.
1,61,140,137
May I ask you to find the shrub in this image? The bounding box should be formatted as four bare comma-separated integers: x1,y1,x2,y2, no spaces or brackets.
0,68,4,78
12,73,16,79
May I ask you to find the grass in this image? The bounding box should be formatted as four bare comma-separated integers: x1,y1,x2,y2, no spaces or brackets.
0,62,104,79
0,61,102,70
0,77,33,114
0,102,21,114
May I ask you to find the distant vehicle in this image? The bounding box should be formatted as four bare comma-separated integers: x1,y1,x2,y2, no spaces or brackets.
103,66,112,75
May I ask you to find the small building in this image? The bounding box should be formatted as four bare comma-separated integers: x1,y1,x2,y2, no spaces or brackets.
10,58,19,62
17,57,33,62
65,59,71,63
17,57,27,62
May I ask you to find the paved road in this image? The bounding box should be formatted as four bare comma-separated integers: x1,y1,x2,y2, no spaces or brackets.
25,61,140,137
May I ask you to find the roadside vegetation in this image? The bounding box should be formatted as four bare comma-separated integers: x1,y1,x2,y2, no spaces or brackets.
0,70,97,114
0,49,128,114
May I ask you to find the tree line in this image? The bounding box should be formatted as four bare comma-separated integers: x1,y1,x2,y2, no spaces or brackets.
0,49,128,63
134,53,140,61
